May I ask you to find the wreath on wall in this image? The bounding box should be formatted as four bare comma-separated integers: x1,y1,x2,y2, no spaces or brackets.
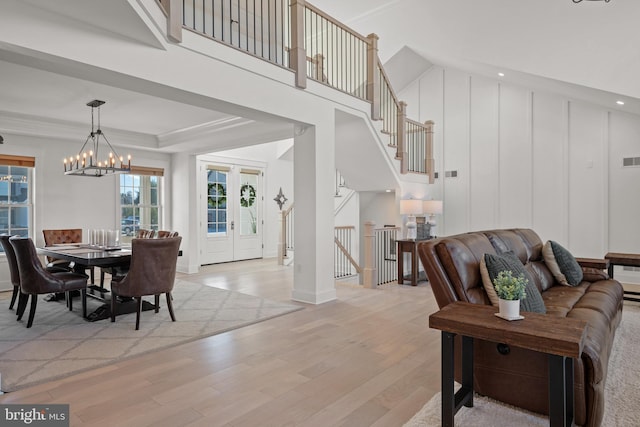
207,183,226,209
240,184,256,207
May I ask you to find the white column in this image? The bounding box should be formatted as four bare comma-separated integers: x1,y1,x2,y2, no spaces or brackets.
171,152,200,274
291,116,337,304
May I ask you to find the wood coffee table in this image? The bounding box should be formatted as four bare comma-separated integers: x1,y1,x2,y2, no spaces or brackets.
604,252,640,302
429,302,587,427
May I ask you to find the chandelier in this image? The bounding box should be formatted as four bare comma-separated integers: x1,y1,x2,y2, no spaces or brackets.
64,100,131,177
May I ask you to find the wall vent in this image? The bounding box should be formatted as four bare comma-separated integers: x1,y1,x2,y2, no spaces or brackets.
434,172,439,179
622,157,640,167
445,170,458,178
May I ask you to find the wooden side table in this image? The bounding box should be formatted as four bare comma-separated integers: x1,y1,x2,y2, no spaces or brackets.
429,302,587,427
604,252,640,302
396,239,428,286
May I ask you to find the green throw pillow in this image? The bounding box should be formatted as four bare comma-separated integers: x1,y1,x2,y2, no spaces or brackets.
482,251,546,314
542,241,583,286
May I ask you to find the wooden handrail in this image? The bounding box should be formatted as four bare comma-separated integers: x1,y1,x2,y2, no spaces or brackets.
377,59,401,107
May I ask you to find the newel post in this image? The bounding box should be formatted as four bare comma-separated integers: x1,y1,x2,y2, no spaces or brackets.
363,221,377,289
425,120,435,184
397,101,408,174
290,0,308,89
367,33,381,120
166,0,183,43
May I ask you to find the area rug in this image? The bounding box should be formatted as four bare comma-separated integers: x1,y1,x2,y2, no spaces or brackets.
0,280,303,392
404,304,640,427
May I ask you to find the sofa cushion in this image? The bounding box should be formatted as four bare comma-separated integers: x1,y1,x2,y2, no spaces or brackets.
480,251,546,313
484,230,529,264
434,234,497,304
543,240,583,286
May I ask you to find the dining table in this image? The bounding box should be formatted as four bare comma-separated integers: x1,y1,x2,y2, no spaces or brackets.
39,244,132,270
38,244,154,321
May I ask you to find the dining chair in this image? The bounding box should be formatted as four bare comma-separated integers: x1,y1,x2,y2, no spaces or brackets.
110,236,182,330
136,229,155,239
106,228,157,282
42,228,97,283
157,230,179,238
10,236,88,328
0,234,20,310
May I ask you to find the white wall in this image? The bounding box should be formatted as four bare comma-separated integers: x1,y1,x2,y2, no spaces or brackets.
399,65,640,270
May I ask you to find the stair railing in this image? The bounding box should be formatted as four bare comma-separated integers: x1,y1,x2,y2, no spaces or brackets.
405,119,435,183
361,221,401,287
377,60,401,154
334,226,361,279
302,3,369,100
173,0,434,178
181,0,291,67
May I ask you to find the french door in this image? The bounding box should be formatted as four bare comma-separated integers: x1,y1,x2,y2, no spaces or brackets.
201,164,263,265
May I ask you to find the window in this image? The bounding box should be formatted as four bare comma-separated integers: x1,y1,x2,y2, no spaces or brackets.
207,169,227,234
119,168,163,243
0,155,34,252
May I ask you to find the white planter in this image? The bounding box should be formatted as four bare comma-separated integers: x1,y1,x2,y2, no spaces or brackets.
498,298,520,319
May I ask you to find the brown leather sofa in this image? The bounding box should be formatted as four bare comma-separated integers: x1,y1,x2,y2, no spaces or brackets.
418,228,623,427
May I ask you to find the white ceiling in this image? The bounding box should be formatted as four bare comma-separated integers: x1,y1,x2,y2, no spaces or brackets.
311,0,640,110
0,60,234,136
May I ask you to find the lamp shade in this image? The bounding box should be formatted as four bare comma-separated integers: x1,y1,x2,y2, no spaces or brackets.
423,200,443,215
400,199,423,215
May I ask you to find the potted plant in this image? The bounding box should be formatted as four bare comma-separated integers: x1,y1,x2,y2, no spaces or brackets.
493,270,527,319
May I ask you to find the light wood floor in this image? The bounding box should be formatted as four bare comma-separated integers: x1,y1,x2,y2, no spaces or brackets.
0,259,442,426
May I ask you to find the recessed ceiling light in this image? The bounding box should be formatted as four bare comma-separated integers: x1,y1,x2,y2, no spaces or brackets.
616,100,625,105
498,72,505,77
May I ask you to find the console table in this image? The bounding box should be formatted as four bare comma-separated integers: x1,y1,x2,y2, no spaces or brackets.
429,302,587,427
396,239,429,286
604,252,640,302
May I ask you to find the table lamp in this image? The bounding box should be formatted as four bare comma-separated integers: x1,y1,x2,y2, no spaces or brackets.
400,199,423,240
423,200,443,238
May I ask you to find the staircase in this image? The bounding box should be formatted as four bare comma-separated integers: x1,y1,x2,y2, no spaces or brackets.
158,0,435,183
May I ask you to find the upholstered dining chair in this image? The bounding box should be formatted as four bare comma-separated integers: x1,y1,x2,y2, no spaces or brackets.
136,229,155,239
10,236,88,328
110,236,182,330
42,228,97,283
0,234,21,310
156,230,179,238
106,228,157,282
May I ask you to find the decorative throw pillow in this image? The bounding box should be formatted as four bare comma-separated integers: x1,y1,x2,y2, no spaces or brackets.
480,251,546,314
542,241,583,287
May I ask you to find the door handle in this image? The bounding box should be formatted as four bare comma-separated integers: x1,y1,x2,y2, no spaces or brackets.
230,220,235,230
